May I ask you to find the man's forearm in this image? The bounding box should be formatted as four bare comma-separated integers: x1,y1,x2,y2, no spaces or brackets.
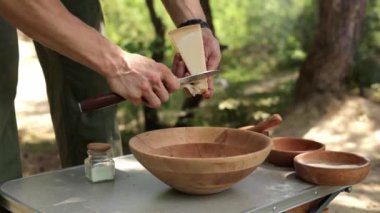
161,0,206,26
0,0,123,78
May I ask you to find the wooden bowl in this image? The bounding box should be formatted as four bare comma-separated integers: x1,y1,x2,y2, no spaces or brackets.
129,127,272,195
294,151,371,185
267,137,325,167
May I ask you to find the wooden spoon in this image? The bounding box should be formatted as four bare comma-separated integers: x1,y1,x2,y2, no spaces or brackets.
239,114,283,134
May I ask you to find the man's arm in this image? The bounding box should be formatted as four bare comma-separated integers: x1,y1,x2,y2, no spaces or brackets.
161,0,206,26
0,0,115,77
0,0,180,108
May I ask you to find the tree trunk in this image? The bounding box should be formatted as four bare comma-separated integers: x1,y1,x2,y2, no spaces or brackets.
294,0,366,103
144,0,166,130
200,0,215,33
175,95,203,127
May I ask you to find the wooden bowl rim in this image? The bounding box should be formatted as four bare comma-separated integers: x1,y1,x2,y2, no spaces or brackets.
294,150,371,170
129,127,272,162
271,137,325,154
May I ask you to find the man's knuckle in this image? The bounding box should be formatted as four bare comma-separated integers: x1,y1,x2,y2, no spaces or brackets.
140,82,151,93
150,101,161,108
149,74,161,85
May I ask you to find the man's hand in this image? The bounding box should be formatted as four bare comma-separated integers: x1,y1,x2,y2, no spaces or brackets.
106,52,180,108
202,27,221,98
172,27,221,98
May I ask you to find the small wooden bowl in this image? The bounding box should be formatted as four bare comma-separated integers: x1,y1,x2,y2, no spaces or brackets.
267,137,325,167
129,127,271,195
294,151,371,186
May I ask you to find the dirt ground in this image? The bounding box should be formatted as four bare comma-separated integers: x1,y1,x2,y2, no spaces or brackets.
273,97,380,213
14,35,380,212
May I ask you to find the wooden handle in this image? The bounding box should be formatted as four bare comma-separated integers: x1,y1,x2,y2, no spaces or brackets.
87,143,111,152
239,114,282,134
250,114,282,133
79,92,125,112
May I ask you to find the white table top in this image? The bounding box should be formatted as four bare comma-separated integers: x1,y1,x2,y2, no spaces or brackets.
0,155,347,213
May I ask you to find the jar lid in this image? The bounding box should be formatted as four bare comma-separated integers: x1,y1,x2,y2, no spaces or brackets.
87,143,111,152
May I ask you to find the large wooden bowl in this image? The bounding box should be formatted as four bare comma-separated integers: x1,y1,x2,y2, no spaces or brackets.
129,127,272,195
294,151,371,185
267,137,325,167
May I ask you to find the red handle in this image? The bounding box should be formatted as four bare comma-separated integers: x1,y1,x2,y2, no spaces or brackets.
79,92,125,112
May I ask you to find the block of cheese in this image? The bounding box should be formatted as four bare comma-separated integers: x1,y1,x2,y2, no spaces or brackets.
168,24,208,96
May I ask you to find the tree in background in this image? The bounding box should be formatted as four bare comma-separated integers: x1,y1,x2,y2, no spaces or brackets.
100,0,379,142
294,0,366,104
143,0,165,130
352,0,380,99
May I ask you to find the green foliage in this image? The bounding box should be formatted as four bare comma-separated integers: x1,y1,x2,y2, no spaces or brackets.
100,0,176,59
100,0,314,144
99,0,379,146
101,0,151,46
212,0,316,73
192,77,295,128
351,0,380,89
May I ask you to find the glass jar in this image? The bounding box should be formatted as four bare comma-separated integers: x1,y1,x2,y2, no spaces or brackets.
84,143,115,183
106,119,123,157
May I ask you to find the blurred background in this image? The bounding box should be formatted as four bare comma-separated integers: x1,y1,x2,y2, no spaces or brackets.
16,0,379,212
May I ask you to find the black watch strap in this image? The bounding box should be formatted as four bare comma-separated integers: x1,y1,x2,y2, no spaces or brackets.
178,19,210,29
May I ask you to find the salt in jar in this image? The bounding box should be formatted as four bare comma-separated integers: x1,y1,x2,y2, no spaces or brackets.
84,143,115,183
